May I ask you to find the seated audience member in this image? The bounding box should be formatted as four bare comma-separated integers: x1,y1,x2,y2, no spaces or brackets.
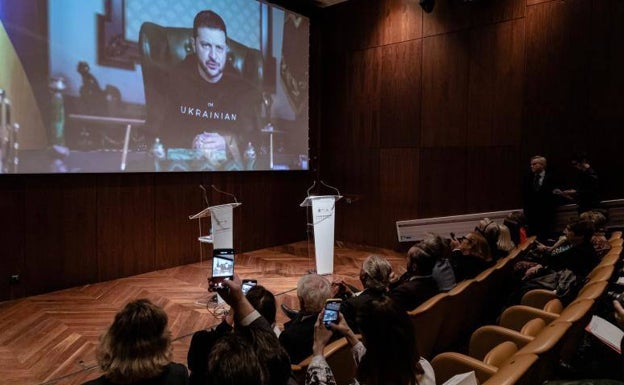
449,231,494,282
208,276,292,385
580,210,611,258
188,284,280,385
280,274,332,364
509,218,599,305
476,218,516,261
523,218,599,280
338,255,392,333
84,299,188,385
306,295,435,385
389,242,439,311
504,211,528,246
420,233,455,292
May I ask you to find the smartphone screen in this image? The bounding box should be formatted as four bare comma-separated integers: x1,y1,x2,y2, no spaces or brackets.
323,299,342,327
211,248,234,290
242,279,257,295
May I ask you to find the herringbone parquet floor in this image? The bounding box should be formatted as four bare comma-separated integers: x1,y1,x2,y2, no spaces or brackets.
0,241,406,385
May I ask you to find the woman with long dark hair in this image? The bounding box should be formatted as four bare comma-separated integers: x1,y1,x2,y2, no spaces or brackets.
306,296,435,385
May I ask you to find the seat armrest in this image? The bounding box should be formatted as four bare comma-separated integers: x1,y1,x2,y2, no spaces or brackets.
520,289,557,309
499,305,558,330
470,326,532,359
432,352,498,385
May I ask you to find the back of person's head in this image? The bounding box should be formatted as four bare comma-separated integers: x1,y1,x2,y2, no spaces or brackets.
360,255,392,291
96,299,172,384
193,10,227,38
207,333,264,385
476,218,500,253
238,327,291,385
496,224,515,252
406,244,436,275
571,151,589,165
420,233,451,260
579,210,607,232
297,274,331,313
464,231,492,261
568,218,595,242
245,285,276,325
356,296,423,385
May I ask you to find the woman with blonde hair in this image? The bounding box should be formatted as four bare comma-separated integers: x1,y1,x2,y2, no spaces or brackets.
449,231,493,282
84,299,188,385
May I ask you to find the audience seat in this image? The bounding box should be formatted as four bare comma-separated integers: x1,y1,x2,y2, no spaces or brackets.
408,292,452,360
520,280,608,310
481,353,539,385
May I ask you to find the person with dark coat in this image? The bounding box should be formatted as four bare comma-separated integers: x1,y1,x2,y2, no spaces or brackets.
389,243,439,312
523,155,559,241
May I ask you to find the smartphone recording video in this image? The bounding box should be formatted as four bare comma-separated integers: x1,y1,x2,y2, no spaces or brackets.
242,279,257,295
210,249,234,291
323,298,342,328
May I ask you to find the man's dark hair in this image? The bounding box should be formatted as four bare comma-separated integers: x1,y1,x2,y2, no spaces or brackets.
245,285,277,325
568,218,595,242
238,327,291,385
193,10,227,38
207,334,264,385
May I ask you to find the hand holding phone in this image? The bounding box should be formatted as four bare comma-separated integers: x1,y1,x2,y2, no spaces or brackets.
242,279,257,295
322,298,342,329
209,248,234,292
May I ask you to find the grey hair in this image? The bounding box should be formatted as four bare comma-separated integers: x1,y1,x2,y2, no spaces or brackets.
297,274,331,313
360,255,392,291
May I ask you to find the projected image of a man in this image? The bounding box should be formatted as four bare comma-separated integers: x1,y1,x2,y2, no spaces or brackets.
159,10,262,170
194,14,227,84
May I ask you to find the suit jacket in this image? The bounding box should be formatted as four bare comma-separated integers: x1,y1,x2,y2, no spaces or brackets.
389,273,439,312
523,170,558,238
340,288,385,333
279,312,319,364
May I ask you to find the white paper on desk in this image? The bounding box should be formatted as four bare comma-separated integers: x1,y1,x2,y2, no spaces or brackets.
442,371,478,385
615,277,624,286
585,315,624,354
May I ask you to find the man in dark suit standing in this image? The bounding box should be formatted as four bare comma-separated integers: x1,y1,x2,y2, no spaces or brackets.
523,155,558,242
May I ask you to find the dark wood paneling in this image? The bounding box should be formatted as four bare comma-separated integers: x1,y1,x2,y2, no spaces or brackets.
378,0,423,45
471,0,525,26
154,173,203,269
421,32,470,148
23,175,98,296
418,148,468,217
467,19,525,147
96,174,155,281
524,0,592,153
423,0,472,37
380,39,422,148
379,148,420,246
0,176,25,300
465,146,522,213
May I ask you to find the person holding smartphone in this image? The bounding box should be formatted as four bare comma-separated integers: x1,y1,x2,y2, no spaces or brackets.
188,276,288,385
308,296,435,385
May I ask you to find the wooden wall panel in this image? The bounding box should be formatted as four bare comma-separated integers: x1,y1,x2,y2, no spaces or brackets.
471,0,525,26
378,0,423,45
524,0,592,154
380,39,422,148
0,176,25,300
153,173,203,269
423,0,472,37
464,146,522,213
23,175,98,295
421,32,469,148
96,174,155,281
380,148,419,246
467,19,525,147
418,148,468,217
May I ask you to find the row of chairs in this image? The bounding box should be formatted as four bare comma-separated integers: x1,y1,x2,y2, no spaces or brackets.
291,237,538,385
431,232,623,384
290,232,622,385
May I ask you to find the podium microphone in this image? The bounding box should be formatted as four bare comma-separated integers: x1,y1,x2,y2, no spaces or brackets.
199,185,210,207
211,184,238,204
